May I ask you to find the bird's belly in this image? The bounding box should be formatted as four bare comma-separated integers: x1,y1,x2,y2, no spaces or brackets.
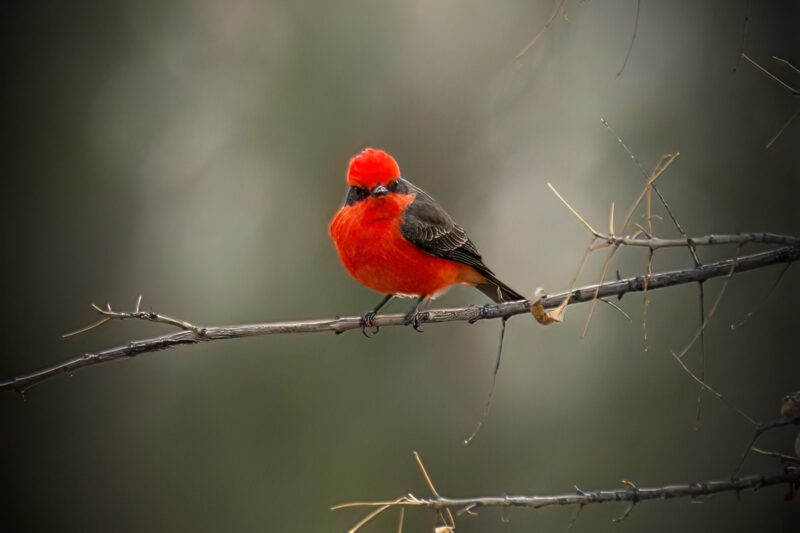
331,215,467,297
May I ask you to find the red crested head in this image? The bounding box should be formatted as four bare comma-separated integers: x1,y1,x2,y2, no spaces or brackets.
347,148,400,188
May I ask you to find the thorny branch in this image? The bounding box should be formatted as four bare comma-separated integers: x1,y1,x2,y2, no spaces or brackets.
0,242,797,393
340,473,800,522
334,452,800,531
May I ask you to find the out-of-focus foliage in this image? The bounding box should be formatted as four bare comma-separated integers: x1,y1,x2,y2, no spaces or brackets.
2,1,798,531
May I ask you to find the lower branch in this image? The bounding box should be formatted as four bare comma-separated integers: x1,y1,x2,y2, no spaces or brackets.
335,450,799,531
335,470,799,514
1,245,798,392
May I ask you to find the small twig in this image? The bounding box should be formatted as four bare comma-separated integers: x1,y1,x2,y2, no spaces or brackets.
564,504,583,533
85,299,206,335
616,0,641,77
516,0,568,59
668,351,756,426
547,183,601,237
582,244,620,337
598,297,631,321
730,262,792,330
752,447,800,464
3,245,798,393
345,498,407,533
612,480,638,522
673,260,738,360
642,251,653,352
733,0,752,71
765,110,799,149
734,416,800,475
618,154,680,233
741,52,800,95
414,451,441,499
771,56,800,74
62,316,111,338
694,280,707,427
412,451,456,530
464,317,508,444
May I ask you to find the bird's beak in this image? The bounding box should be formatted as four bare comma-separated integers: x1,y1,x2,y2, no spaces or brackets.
371,184,389,198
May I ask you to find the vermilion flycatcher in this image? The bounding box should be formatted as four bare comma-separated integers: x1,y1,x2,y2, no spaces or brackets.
330,148,524,332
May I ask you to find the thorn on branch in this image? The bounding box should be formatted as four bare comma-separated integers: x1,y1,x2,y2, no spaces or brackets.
69,296,207,337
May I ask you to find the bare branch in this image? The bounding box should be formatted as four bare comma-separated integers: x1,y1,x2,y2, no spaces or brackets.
335,470,799,514
1,244,798,393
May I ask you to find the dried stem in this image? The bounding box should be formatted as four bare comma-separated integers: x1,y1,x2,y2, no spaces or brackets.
741,52,800,95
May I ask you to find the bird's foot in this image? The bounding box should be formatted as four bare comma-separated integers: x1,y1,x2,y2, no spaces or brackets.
360,311,380,337
403,309,424,332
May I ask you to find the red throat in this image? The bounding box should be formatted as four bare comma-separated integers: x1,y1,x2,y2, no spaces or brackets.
330,192,485,298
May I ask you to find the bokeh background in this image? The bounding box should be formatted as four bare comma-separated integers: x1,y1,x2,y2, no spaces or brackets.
2,1,798,531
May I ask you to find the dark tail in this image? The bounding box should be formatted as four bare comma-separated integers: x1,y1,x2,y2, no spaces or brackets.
476,273,526,303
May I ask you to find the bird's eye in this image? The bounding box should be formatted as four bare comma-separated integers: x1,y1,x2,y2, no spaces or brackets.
346,185,369,205
386,179,407,194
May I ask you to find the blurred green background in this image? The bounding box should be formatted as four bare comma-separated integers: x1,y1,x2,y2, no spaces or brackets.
2,1,798,531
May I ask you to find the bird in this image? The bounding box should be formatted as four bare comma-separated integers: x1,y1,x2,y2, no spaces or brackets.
330,148,525,334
